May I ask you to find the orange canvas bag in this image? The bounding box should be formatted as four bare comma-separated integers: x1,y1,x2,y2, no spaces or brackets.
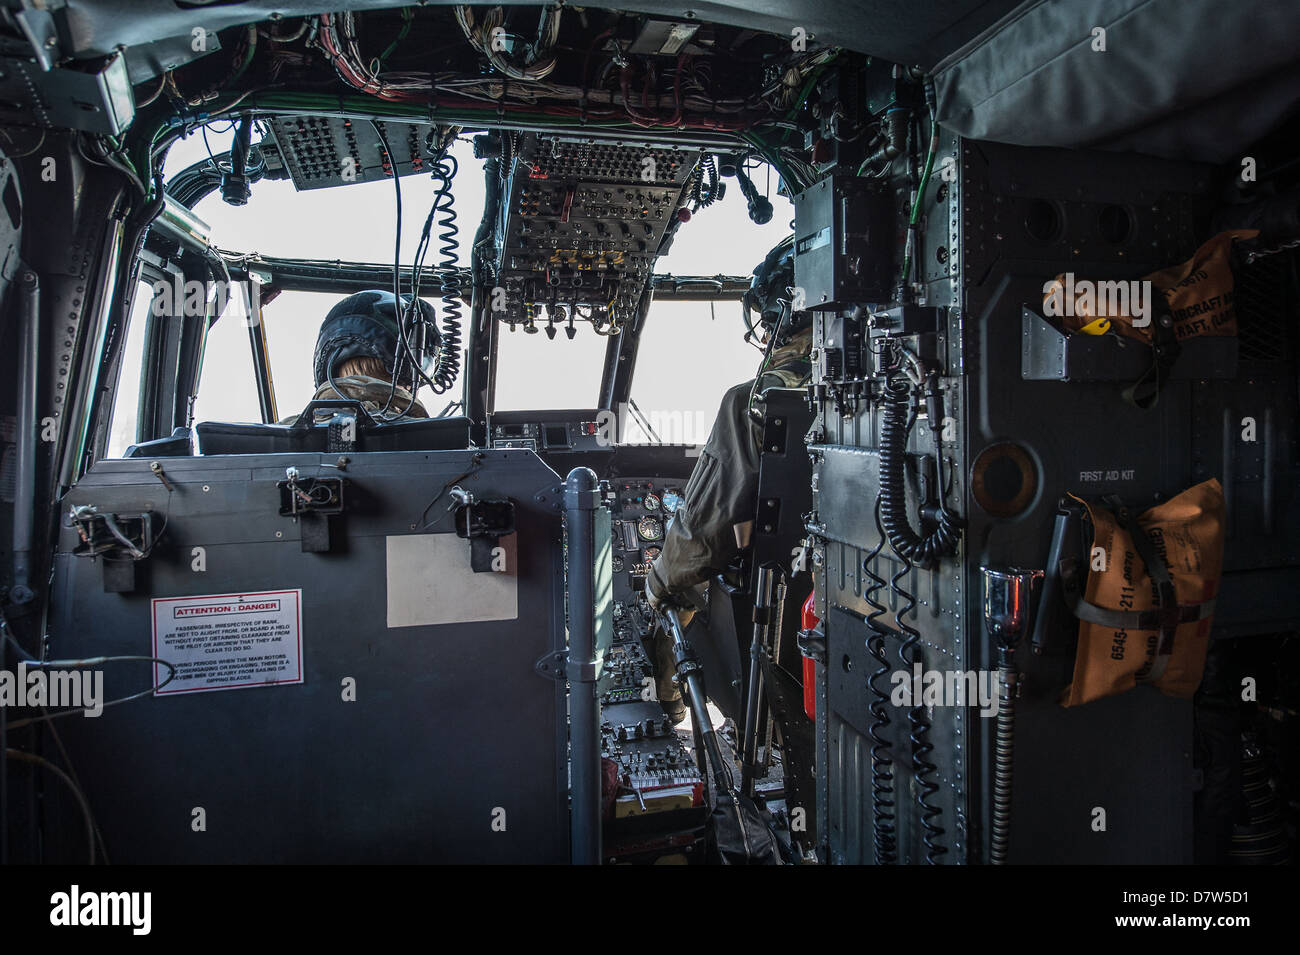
1061,479,1226,707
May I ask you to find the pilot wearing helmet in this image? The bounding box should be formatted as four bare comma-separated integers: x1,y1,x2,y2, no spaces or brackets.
290,289,440,422
644,236,813,721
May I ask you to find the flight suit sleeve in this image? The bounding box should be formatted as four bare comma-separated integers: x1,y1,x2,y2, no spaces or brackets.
648,379,764,601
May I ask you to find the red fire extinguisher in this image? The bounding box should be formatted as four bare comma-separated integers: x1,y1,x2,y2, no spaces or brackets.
798,592,820,721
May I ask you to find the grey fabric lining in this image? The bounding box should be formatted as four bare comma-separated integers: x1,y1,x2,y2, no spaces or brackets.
933,0,1300,162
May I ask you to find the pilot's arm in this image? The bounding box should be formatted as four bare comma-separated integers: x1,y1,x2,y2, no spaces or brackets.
646,378,765,609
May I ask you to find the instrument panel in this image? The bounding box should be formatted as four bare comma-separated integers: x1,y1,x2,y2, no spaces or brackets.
608,478,684,583
600,474,706,860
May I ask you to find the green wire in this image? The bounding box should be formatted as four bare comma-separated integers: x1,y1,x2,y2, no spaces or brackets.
376,8,415,70
741,129,805,194
900,110,938,289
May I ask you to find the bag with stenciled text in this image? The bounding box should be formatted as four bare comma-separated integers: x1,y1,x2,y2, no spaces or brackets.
1044,229,1258,342
1060,479,1225,707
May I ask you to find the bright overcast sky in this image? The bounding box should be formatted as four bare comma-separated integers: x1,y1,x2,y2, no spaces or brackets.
133,123,794,442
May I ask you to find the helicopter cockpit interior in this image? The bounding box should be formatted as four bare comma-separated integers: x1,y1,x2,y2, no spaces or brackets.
1,0,1298,873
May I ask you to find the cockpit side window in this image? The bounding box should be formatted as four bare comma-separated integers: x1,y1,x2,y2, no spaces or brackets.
191,291,263,425
105,278,157,457
260,290,334,418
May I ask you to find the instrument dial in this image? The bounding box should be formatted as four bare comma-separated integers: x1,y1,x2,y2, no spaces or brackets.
636,516,664,541
661,489,684,514
643,492,662,511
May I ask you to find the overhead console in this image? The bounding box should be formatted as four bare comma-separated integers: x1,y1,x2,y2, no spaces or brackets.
265,115,436,190
484,132,702,333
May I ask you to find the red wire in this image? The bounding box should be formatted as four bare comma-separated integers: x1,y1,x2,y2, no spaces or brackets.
318,14,751,131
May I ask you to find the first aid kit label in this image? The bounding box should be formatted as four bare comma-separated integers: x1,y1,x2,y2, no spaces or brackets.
152,590,303,696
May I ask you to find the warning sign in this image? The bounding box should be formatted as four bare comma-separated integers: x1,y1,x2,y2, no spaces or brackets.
151,590,303,696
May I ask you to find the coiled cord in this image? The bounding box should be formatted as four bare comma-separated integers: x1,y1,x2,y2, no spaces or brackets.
878,373,963,568
864,498,897,864
692,154,721,210
889,540,947,864
427,152,462,395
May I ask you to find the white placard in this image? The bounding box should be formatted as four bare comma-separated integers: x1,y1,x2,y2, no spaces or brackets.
386,533,518,628
151,590,303,695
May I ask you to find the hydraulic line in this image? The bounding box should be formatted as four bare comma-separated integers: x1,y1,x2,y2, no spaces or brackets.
864,498,897,864
889,546,946,864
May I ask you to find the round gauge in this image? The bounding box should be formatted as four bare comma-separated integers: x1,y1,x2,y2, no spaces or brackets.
661,489,684,514
643,546,661,561
637,516,664,541
612,555,625,572
643,492,662,511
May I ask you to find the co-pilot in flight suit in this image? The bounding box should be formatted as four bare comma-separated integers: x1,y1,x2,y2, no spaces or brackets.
278,288,435,424
644,327,813,714
294,375,430,421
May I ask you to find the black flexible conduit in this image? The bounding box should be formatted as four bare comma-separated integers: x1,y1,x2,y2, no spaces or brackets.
989,665,1016,865
864,498,897,864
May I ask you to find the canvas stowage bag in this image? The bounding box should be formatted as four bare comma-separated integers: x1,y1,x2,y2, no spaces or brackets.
1044,229,1258,342
1061,479,1225,707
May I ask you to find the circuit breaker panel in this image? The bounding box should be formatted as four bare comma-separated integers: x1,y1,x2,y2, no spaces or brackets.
489,134,701,331
266,115,435,189
802,130,1300,864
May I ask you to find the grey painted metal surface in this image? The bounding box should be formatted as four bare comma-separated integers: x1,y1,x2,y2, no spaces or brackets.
45,448,570,863
564,466,603,865
810,133,1299,864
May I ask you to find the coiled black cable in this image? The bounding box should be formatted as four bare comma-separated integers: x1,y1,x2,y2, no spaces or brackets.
878,372,963,568
864,498,897,864
692,154,721,211
394,149,462,405
427,152,462,394
889,538,947,864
